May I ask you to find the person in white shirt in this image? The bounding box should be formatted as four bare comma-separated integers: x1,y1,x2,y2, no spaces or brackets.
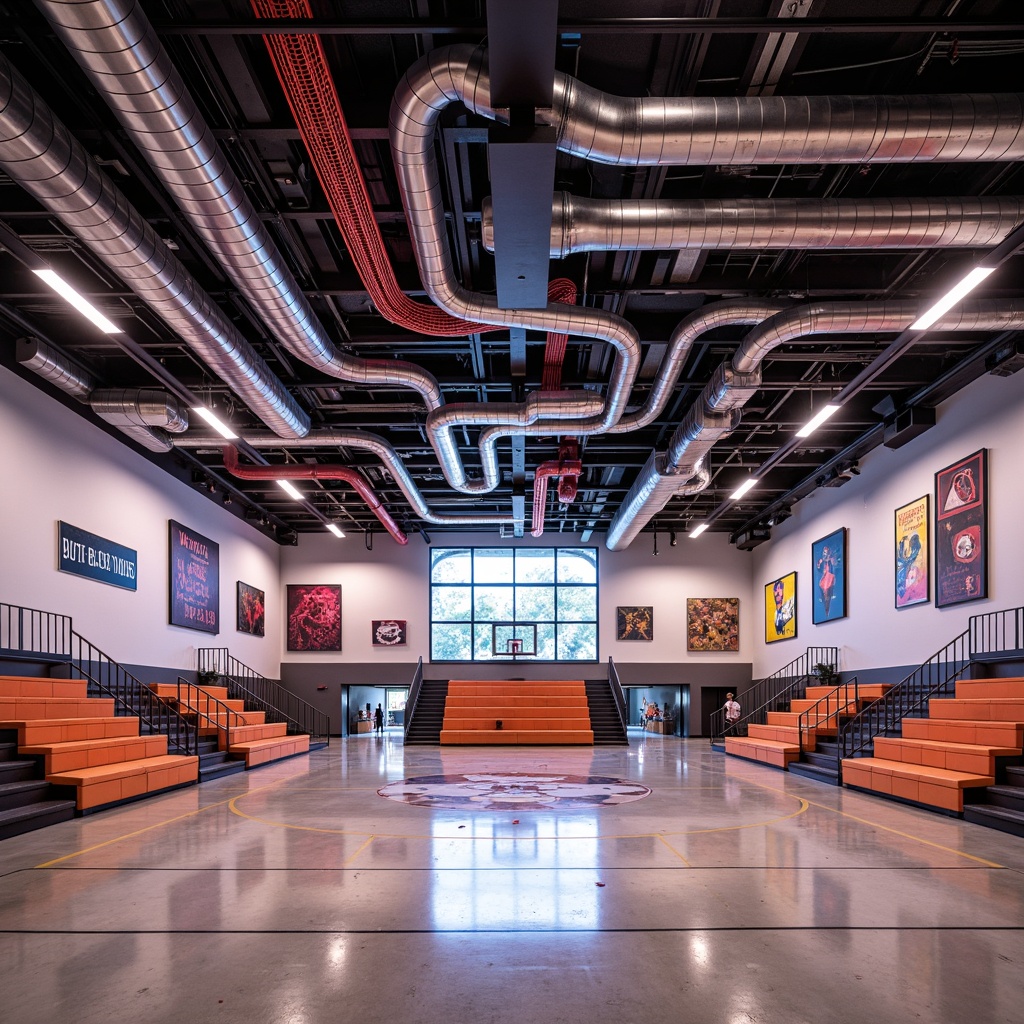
723,693,741,732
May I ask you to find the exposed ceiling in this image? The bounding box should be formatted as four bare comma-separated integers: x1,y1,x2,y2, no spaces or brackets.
2,0,1023,549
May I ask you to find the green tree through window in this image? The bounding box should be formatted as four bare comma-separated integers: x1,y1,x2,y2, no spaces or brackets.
430,548,598,662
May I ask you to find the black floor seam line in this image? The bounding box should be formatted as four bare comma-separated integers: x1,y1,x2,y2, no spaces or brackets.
2,926,1022,935
17,864,1011,873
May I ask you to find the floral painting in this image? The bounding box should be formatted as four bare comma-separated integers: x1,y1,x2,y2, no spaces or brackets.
236,581,265,637
286,584,342,651
686,598,739,652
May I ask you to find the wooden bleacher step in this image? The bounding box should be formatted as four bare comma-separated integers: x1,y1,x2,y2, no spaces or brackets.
841,676,1024,815
0,675,197,819
440,681,594,745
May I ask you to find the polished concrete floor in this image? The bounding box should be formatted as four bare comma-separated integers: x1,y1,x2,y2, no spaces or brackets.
2,729,1023,1024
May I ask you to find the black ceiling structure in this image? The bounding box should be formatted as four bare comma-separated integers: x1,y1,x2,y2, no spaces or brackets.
1,1,1023,550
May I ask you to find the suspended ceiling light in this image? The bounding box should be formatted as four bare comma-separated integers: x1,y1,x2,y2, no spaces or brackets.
277,479,303,500
690,523,709,539
796,403,841,438
32,268,122,334
192,405,238,439
326,523,345,538
910,266,996,330
729,477,757,501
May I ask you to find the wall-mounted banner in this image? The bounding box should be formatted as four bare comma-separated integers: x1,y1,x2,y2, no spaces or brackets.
169,520,220,634
58,521,138,591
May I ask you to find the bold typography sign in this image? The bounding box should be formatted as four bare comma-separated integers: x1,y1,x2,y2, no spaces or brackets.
58,521,138,591
169,520,220,634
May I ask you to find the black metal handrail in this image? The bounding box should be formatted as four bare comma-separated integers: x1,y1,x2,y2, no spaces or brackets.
65,631,199,755
709,646,838,743
197,647,329,744
798,677,859,757
175,676,245,752
404,657,424,741
837,605,1024,763
0,602,72,661
607,657,628,734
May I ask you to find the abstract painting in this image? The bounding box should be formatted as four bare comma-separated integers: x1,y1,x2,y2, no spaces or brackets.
286,584,342,651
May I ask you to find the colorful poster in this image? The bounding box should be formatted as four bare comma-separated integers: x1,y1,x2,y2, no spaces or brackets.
237,581,266,636
811,528,847,624
169,520,219,634
58,521,137,591
686,598,739,652
895,496,929,608
935,449,987,607
287,584,342,651
764,572,797,643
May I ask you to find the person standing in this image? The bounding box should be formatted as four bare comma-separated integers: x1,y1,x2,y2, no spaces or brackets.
723,692,741,732
374,703,384,735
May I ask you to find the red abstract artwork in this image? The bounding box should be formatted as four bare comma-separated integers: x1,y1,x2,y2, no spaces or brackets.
287,584,342,651
236,581,265,637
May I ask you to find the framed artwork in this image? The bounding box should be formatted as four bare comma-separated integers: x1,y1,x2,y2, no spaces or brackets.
286,584,342,651
895,495,930,608
237,581,266,637
811,527,847,624
616,606,653,641
935,449,987,607
764,572,797,644
169,520,219,634
686,598,739,652
372,619,407,647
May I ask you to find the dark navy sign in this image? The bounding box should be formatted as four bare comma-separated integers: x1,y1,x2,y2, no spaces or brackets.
58,521,138,591
169,520,220,634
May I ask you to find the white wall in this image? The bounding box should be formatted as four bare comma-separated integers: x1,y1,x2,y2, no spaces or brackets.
281,527,754,666
752,370,1024,678
0,364,282,675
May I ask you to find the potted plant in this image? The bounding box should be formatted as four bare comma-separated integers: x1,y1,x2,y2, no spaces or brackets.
197,668,219,686
814,662,838,687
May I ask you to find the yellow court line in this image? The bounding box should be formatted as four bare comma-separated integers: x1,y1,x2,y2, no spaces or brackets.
657,833,693,867
34,765,314,869
736,774,1005,869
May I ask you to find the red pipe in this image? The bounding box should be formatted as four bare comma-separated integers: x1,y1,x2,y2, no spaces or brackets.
222,446,408,545
252,0,575,339
531,458,582,538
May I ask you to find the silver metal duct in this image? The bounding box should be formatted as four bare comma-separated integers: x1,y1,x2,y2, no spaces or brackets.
482,194,1024,258
90,388,190,453
34,0,444,414
733,298,1024,374
16,335,95,399
390,46,641,445
0,51,309,440
606,298,1024,550
609,301,783,434
173,431,517,528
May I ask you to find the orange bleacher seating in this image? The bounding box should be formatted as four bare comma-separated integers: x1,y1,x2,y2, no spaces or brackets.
841,676,1024,813
439,680,594,745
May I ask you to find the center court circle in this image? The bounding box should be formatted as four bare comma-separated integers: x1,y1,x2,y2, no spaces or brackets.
378,771,651,810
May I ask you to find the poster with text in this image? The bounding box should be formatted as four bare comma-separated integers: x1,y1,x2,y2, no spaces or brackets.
935,449,987,607
894,495,929,608
169,520,220,633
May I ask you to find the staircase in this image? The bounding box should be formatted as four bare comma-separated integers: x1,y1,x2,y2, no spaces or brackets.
585,679,628,745
0,727,76,840
964,765,1024,837
404,679,449,745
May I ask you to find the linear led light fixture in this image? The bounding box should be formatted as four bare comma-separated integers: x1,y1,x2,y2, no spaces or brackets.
191,405,238,439
277,479,303,500
910,266,996,330
326,523,345,538
729,477,757,501
32,268,122,334
796,403,841,438
689,523,709,539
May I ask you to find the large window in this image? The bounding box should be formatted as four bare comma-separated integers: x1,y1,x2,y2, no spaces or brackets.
430,547,598,662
